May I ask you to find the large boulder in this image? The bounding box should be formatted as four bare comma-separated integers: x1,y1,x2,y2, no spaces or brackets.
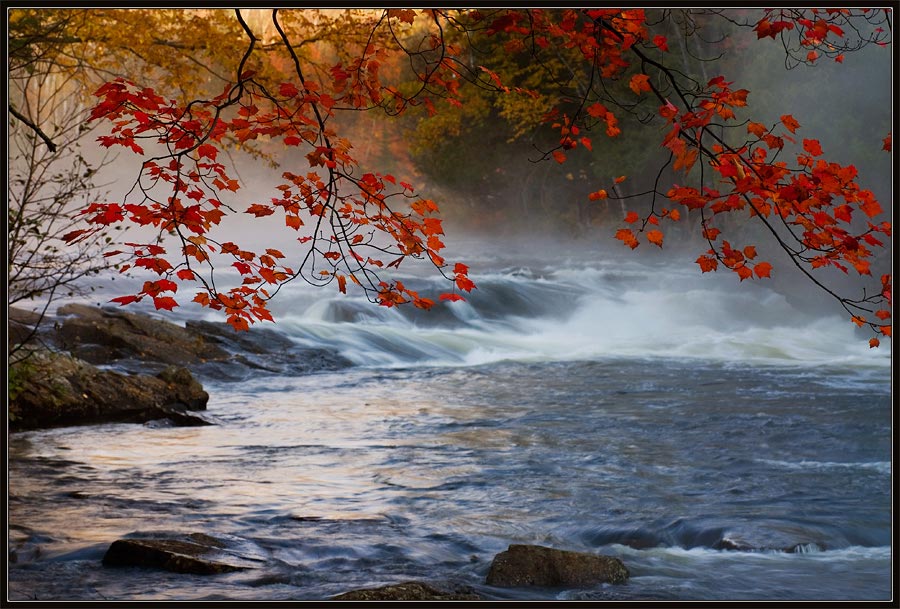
55,303,230,370
51,304,352,381
485,544,629,588
332,581,483,601
8,352,211,431
102,533,264,574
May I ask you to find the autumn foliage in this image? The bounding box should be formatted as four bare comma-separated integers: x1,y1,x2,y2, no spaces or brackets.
56,8,891,344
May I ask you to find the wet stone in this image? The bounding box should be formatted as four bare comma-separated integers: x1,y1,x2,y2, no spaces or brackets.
102,533,263,575
485,544,629,588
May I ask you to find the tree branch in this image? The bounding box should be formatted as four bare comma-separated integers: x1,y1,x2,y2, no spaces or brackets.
9,104,58,153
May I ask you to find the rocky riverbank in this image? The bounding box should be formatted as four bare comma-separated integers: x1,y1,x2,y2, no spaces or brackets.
8,304,352,431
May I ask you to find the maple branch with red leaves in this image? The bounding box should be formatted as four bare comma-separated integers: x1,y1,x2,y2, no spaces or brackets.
66,8,889,344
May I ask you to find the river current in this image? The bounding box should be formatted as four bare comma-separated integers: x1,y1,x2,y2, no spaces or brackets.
7,245,893,601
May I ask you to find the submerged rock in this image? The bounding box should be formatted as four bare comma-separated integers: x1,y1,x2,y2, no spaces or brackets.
102,533,263,574
331,581,484,601
485,544,629,588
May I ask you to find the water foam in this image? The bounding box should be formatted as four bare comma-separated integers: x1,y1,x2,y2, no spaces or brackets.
270,260,891,370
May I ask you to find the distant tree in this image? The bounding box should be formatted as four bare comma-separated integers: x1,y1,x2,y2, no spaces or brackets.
8,12,116,359
17,8,889,344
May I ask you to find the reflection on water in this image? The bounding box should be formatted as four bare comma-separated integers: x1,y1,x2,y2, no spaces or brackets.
8,358,892,601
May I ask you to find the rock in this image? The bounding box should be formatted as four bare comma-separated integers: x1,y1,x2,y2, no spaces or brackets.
331,581,484,601
8,306,47,349
48,304,351,381
485,544,629,588
55,304,230,371
102,533,262,574
185,319,353,378
8,352,210,431
713,537,755,552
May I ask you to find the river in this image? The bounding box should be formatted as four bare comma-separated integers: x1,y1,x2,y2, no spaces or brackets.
7,242,893,601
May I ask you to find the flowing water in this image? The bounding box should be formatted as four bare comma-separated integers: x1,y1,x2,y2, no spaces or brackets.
7,243,893,601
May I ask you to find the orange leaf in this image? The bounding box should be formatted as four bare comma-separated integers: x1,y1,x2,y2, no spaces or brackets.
781,114,800,133
659,101,678,120
587,102,607,118
456,275,476,292
176,269,195,280
614,175,626,184
424,217,444,236
802,139,823,156
197,143,218,160
646,229,664,248
552,150,567,164
696,255,718,273
228,316,250,332
747,122,768,138
246,204,274,217
629,74,651,95
702,227,721,240
624,211,640,223
152,296,179,311
743,245,757,260
652,35,669,51
869,337,880,348
615,228,639,249
279,82,299,98
440,293,465,302
860,199,883,218
754,261,773,278
110,294,141,306
588,189,608,201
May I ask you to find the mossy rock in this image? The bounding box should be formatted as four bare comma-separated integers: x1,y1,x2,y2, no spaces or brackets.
8,352,209,431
